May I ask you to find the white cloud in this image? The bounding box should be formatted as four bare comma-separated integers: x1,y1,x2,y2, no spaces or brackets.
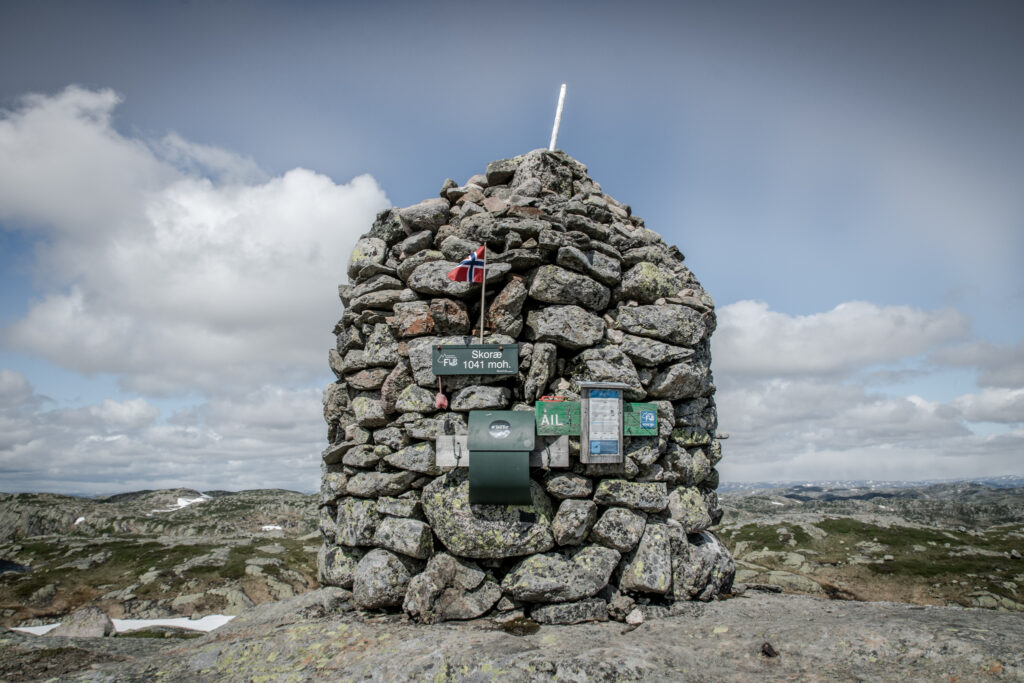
713,300,968,377
950,388,1024,424
0,369,33,408
0,372,324,494
0,86,390,395
931,340,1024,389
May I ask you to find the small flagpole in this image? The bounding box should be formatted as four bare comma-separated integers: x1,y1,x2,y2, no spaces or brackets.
548,84,567,151
478,244,487,343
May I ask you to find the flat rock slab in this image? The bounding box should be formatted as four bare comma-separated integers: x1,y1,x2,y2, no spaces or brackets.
32,591,1024,681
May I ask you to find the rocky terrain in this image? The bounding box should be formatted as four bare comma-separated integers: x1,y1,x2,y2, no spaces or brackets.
0,489,319,628
719,482,1024,611
2,588,1021,681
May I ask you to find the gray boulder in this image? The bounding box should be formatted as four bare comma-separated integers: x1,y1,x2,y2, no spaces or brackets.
614,305,706,347
372,517,434,559
336,498,382,546
450,385,511,411
346,471,418,499
593,480,668,513
531,598,609,625
525,306,605,350
523,342,557,403
647,362,711,401
317,545,364,589
420,470,555,559
551,499,598,546
667,487,713,533
353,549,414,609
528,265,610,309
544,472,593,499
620,262,687,304
619,334,694,367
347,237,387,280
403,553,499,623
556,246,621,286
502,545,621,603
620,522,672,594
399,197,450,232
672,530,735,601
568,347,645,401
589,507,647,552
384,441,440,476
47,606,115,637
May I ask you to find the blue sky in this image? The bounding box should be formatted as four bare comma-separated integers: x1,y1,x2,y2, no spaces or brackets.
1,0,1021,494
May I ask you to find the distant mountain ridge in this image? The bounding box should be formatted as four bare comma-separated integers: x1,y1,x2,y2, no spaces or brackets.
719,474,1024,493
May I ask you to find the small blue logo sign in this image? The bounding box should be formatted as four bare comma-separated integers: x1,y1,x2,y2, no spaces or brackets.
640,410,656,429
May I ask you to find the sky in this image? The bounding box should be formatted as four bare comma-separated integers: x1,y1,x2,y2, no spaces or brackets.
0,0,1021,494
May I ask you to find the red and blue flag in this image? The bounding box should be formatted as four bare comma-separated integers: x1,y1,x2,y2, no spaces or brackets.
446,245,486,283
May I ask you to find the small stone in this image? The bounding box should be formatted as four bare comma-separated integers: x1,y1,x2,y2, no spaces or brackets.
384,441,440,475
625,608,645,626
390,301,435,338
429,298,471,335
486,157,522,185
667,487,713,533
375,495,421,518
620,262,687,304
486,276,528,337
395,384,439,414
346,471,418,498
317,544,363,588
345,367,391,390
351,394,389,427
648,362,711,401
614,305,706,347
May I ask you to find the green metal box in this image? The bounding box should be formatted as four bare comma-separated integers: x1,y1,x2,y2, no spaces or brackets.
467,411,535,505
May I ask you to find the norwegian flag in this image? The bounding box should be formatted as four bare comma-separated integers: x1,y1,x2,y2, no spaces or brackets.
446,245,486,282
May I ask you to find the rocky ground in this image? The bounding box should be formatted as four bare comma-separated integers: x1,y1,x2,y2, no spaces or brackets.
1,588,1022,681
719,482,1024,611
0,489,319,628
2,483,1023,680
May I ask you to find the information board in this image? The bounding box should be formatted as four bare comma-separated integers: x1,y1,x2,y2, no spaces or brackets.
587,388,622,455
431,344,518,375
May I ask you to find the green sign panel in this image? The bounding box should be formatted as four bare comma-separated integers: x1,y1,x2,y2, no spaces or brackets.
624,402,659,436
535,401,581,435
431,344,518,375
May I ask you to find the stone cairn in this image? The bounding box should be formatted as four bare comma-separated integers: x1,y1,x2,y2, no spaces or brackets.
319,149,734,625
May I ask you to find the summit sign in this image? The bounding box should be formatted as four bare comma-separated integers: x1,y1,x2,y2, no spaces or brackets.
431,344,519,375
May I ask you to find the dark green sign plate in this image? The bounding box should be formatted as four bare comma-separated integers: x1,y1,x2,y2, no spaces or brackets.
431,344,518,375
624,402,659,436
535,401,581,435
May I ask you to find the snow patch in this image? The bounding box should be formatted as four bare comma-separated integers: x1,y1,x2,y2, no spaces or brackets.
11,615,235,636
770,501,785,506
151,493,211,513
74,517,85,525
261,525,283,531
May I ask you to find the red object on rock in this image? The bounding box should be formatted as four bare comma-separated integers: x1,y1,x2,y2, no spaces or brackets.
434,392,448,410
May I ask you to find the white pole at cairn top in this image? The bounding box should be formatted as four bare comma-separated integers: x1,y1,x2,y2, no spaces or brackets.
548,84,567,151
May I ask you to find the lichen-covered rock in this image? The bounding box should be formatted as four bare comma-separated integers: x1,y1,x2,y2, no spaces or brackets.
336,498,382,546
531,598,609,625
420,470,555,559
672,530,735,601
523,342,557,403
372,517,434,559
556,246,621,286
619,334,694,367
528,265,610,309
593,480,668,513
342,445,383,468
667,487,713,533
620,262,687,304
384,442,440,476
568,347,645,401
347,237,387,280
399,197,450,232
545,473,593,499
486,276,528,336
614,305,706,347
450,385,511,411
525,305,605,350
430,298,471,335
663,446,712,486
395,384,438,414
403,553,499,623
647,362,711,400
620,522,672,594
47,606,115,637
351,393,389,427
501,545,620,603
551,499,598,546
589,507,647,552
353,549,414,609
317,545,363,588
346,471,418,498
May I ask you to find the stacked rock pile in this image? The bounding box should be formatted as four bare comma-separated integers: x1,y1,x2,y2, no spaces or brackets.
319,149,734,624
